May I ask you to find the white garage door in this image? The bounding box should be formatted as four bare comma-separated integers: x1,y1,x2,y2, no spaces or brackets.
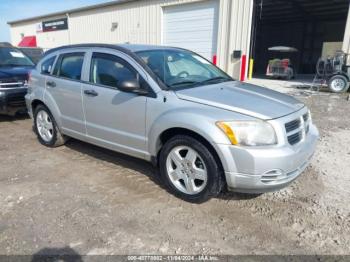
163,0,219,61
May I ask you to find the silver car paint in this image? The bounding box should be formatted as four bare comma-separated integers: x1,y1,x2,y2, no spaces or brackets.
26,44,319,193
45,54,87,134
80,48,150,158
175,81,305,120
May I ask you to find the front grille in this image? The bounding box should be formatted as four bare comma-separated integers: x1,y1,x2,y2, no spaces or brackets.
287,131,303,145
7,94,26,107
261,170,284,183
0,82,25,89
0,78,26,89
285,119,301,133
285,112,310,146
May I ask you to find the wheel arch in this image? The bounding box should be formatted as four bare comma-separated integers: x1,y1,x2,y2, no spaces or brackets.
31,98,63,129
328,72,350,82
31,99,45,112
154,127,227,185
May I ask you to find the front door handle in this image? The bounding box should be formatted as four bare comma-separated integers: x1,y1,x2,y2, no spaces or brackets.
84,89,99,97
46,81,56,88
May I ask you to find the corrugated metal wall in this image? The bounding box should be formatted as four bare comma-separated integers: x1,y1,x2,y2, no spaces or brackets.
9,0,254,78
10,14,70,50
342,3,350,65
217,0,253,77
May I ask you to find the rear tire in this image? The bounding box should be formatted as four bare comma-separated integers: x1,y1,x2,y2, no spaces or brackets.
34,104,67,147
328,75,349,93
159,135,224,203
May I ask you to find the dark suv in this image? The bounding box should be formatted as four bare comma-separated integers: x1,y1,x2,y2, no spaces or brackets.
0,42,35,116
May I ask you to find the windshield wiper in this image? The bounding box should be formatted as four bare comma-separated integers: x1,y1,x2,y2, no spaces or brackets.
198,76,231,85
169,80,198,87
169,77,231,88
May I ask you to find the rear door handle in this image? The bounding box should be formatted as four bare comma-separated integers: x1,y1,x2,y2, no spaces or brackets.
46,81,56,88
84,89,99,97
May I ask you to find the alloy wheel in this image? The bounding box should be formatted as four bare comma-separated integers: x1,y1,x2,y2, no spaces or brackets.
331,78,346,92
36,110,54,142
166,146,208,195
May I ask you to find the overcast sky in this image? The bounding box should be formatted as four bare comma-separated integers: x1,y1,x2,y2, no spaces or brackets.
0,0,113,42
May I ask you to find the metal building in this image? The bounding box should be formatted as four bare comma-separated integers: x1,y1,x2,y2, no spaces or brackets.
7,0,253,79
7,0,350,79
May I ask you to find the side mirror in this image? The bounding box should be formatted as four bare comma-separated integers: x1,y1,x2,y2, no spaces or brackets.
118,79,148,95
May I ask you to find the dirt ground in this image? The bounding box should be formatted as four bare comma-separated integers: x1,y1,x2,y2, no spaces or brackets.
0,80,349,256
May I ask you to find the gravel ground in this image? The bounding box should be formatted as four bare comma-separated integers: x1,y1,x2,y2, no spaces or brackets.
0,80,349,256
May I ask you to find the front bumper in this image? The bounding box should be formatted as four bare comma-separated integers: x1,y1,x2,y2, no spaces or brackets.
0,88,27,116
217,124,319,194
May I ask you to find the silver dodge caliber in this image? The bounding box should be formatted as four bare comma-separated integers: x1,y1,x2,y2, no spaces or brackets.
26,44,319,202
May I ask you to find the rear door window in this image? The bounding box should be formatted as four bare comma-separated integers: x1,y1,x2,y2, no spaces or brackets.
54,52,85,80
41,56,56,75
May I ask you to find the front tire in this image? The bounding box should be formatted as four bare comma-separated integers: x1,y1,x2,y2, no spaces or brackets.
328,75,349,93
159,135,224,203
34,104,67,147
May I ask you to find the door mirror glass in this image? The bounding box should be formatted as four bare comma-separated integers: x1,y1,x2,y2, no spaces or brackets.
118,79,147,94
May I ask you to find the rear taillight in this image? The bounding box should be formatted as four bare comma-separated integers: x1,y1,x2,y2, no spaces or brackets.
281,60,289,69
27,72,32,83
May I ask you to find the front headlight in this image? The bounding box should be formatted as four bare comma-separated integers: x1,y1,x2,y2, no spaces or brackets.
216,120,277,146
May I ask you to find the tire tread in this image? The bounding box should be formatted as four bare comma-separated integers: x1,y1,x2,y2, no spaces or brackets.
33,104,67,147
159,135,224,203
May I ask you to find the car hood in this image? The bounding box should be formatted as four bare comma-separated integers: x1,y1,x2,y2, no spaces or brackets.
0,66,33,80
175,81,305,120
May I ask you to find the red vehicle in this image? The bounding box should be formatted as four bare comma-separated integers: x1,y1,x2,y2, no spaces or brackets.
266,46,297,80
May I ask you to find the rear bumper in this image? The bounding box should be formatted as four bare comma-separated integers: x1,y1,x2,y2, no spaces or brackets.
0,88,27,116
217,124,319,193
25,93,33,118
266,72,288,77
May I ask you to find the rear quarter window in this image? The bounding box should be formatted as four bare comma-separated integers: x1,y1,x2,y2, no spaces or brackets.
41,56,56,75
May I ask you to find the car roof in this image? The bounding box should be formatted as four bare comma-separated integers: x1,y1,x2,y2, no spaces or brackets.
119,44,182,52
44,43,182,56
42,43,171,91
0,42,14,48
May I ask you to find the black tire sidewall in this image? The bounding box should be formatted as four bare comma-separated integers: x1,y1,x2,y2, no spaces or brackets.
329,75,349,93
159,135,223,203
34,105,59,147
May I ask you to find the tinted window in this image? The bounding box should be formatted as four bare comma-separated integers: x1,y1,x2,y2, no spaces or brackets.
0,47,34,67
55,53,84,80
90,52,137,88
41,56,56,75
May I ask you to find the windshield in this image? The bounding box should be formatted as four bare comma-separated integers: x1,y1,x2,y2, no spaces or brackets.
0,47,35,67
136,49,232,89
